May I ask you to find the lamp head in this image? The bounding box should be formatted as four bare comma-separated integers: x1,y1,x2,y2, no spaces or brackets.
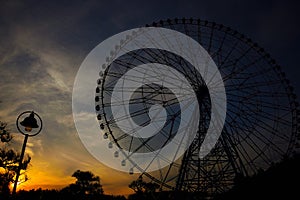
20,111,39,132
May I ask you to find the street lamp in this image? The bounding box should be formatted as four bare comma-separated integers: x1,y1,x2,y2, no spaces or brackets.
13,111,42,195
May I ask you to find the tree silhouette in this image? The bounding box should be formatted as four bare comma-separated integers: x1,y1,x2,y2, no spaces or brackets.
128,176,159,200
129,176,145,194
0,121,31,198
129,176,159,194
62,170,103,199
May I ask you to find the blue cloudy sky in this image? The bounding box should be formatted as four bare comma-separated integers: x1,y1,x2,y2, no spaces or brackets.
0,0,299,195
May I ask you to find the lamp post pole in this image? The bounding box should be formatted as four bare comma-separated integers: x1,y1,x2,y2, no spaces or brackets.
13,111,42,196
12,134,29,195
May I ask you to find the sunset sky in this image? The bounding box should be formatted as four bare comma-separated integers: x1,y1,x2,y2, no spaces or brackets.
0,0,300,196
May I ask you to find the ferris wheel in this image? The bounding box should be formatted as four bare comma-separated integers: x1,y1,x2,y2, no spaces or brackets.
93,18,299,197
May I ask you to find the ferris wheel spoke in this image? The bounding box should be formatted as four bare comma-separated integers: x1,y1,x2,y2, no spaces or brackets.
227,47,254,75
211,31,231,62
227,96,289,112
225,79,282,90
206,23,215,54
235,109,291,144
217,40,239,68
240,132,275,165
226,134,259,174
222,58,266,82
226,107,289,158
247,115,291,143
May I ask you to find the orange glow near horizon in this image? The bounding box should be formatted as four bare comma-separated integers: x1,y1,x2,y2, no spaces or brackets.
16,174,135,196
11,159,137,196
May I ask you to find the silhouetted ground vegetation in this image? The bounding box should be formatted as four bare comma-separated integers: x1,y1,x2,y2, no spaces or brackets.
2,154,299,200
14,189,126,200
215,154,300,199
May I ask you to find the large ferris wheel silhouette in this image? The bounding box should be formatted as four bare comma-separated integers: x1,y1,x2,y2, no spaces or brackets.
73,18,300,198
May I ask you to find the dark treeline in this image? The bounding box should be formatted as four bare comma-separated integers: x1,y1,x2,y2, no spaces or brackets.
129,154,300,200
4,154,300,200
215,154,300,200
11,170,126,200
15,189,126,200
